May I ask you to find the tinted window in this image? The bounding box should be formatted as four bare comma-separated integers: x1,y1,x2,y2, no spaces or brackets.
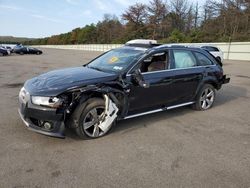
194,52,213,66
173,50,197,69
202,46,219,52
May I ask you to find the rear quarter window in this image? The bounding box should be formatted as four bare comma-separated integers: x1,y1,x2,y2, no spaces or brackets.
194,52,213,66
202,46,219,52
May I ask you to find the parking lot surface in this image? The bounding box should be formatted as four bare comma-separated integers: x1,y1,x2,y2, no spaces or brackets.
0,49,250,188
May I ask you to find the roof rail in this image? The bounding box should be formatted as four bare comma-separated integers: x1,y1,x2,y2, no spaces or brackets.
125,39,161,48
126,39,157,45
154,43,203,49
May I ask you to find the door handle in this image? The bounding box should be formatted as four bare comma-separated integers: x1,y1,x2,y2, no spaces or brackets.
205,66,213,70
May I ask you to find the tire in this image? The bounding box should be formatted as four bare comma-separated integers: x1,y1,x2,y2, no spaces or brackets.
192,84,216,111
20,52,24,55
0,52,3,56
36,51,40,55
74,98,114,139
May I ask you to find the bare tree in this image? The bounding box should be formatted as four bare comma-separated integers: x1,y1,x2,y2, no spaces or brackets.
147,0,168,39
122,3,148,39
194,2,199,28
170,0,189,32
122,3,148,25
185,4,194,32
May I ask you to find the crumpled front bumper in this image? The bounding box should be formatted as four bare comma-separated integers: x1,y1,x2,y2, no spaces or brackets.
18,108,65,138
18,88,65,138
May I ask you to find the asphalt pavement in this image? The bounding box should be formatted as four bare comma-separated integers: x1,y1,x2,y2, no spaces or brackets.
0,49,249,188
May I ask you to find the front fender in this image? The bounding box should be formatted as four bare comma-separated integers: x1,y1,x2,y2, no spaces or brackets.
65,85,129,128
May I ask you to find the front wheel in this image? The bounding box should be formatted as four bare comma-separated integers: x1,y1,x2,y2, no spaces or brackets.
74,98,114,139
192,84,216,111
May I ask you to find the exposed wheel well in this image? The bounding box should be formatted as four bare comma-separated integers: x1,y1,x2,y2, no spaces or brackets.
89,92,104,99
206,81,218,90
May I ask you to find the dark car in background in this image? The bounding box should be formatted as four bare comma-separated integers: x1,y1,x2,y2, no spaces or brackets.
14,46,42,55
18,39,230,139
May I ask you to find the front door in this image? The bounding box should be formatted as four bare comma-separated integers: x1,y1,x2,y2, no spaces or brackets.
127,50,175,114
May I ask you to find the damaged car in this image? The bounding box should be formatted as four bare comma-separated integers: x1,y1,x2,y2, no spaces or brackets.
18,39,230,139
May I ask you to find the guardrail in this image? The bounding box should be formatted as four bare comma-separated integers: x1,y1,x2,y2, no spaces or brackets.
33,42,250,61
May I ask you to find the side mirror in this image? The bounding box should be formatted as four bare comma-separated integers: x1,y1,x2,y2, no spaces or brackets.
131,69,150,88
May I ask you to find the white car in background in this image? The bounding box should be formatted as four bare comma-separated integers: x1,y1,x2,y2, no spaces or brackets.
0,46,11,55
200,45,224,63
164,44,224,63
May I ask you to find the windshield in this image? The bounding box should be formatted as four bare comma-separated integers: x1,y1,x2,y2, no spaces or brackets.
87,48,145,73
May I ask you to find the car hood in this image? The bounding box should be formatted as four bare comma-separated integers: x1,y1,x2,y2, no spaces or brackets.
24,67,118,96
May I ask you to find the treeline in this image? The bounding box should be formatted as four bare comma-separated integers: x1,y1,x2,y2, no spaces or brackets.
0,36,34,44
25,0,250,45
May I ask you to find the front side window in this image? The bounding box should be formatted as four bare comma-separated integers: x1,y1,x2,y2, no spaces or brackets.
173,50,197,69
194,52,213,66
139,51,168,73
87,47,145,73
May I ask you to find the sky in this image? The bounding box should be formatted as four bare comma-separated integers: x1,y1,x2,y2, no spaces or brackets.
0,0,202,38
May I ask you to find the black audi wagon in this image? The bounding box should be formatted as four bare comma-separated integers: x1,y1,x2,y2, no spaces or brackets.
18,40,230,139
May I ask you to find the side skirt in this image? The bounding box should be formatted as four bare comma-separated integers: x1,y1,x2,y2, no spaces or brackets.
123,101,195,120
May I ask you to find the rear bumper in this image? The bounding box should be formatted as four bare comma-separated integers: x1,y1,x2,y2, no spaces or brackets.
221,75,230,84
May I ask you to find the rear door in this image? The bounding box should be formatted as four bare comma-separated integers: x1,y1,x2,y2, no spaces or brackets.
168,49,203,104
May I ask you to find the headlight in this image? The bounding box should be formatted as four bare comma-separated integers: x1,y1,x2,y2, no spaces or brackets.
31,96,63,108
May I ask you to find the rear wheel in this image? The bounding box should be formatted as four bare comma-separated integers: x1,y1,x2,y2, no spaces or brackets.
74,98,114,139
193,84,215,110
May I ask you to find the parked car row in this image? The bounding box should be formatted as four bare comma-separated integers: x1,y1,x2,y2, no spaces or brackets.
0,44,42,56
0,46,10,56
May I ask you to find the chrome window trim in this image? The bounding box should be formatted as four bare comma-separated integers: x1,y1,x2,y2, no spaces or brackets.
126,65,216,76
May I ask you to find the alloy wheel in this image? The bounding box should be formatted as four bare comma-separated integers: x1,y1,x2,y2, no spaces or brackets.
200,88,215,110
83,106,105,138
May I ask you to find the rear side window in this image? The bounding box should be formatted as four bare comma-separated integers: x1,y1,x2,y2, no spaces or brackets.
202,46,219,52
194,52,213,66
173,50,197,69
